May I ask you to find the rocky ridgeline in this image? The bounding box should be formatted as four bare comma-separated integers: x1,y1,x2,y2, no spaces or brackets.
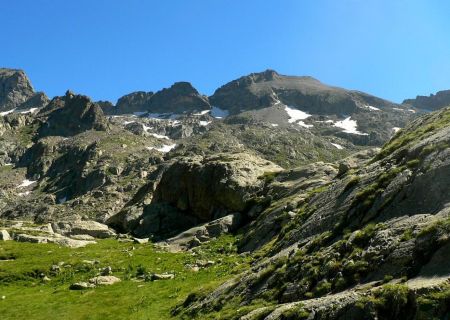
403,89,450,111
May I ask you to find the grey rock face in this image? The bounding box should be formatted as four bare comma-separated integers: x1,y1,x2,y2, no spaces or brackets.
152,153,282,221
149,82,210,114
403,89,450,111
36,91,109,137
113,91,154,114
0,68,48,112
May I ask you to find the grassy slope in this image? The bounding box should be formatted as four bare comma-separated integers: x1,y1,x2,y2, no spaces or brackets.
0,236,249,320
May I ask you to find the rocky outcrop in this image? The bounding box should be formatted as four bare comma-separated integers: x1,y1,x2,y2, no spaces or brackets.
156,213,242,252
51,220,116,238
152,153,283,221
36,91,108,137
112,91,154,114
109,82,210,115
0,68,48,112
148,82,210,114
403,89,450,111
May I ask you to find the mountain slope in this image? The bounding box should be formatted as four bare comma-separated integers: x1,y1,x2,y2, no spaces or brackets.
177,106,450,319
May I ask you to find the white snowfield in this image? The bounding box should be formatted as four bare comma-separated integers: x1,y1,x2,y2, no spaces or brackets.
17,179,37,188
146,144,177,153
0,109,16,116
150,133,170,140
271,123,279,127
363,105,381,111
210,106,229,119
193,110,211,116
298,121,314,128
19,108,39,114
333,117,368,135
285,106,311,123
199,120,211,126
331,142,344,149
392,127,401,133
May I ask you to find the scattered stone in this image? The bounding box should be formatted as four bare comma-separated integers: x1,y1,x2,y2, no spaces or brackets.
88,275,121,286
133,237,149,244
101,266,112,276
148,273,175,281
0,229,11,241
15,234,48,243
69,282,95,290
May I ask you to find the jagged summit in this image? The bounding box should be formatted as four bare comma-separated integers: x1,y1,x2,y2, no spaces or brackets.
36,90,109,137
0,68,48,112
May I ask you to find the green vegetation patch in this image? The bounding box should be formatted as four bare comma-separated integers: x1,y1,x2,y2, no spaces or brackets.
0,236,249,320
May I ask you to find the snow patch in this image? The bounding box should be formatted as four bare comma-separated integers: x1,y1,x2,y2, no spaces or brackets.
146,144,176,153
3,163,13,166
331,143,344,150
408,109,416,113
333,117,368,135
392,127,401,133
18,191,31,197
210,106,229,119
149,133,170,140
0,109,16,116
123,120,135,125
17,179,37,188
193,110,211,116
285,106,311,123
363,105,381,111
199,120,211,126
19,108,39,114
271,123,279,127
298,121,313,128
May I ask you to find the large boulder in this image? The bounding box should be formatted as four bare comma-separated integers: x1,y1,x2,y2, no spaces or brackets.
51,220,116,239
152,153,283,221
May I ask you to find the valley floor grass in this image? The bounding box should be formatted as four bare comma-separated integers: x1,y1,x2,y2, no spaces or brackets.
0,236,248,319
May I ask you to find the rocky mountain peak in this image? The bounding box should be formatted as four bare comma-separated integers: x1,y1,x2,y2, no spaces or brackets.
0,68,48,111
37,91,108,137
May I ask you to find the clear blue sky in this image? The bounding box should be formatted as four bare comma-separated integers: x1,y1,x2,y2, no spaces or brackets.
2,0,449,103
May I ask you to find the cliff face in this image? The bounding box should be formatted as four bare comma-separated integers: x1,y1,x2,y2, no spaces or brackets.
403,89,450,111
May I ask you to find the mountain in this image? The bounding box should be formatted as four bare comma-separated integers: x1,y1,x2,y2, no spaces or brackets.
1,67,450,319
104,82,210,115
0,68,48,112
209,70,416,146
403,89,450,111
